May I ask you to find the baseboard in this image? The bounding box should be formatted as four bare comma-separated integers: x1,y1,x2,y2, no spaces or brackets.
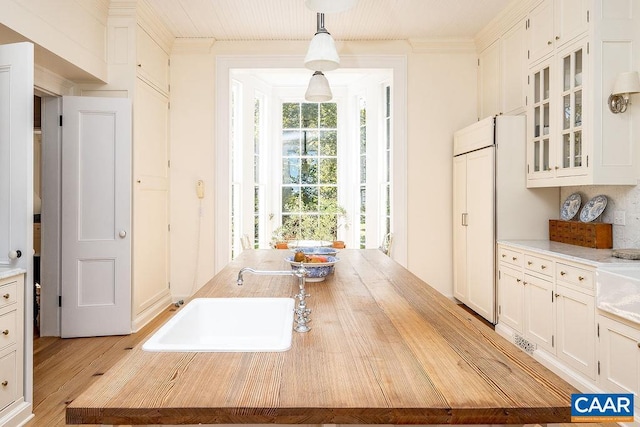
132,292,172,332
0,399,33,427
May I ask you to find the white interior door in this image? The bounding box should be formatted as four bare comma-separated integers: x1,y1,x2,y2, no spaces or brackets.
0,42,33,273
61,96,132,338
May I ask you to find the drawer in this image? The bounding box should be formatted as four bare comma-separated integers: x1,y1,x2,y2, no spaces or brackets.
524,254,554,277
0,351,17,411
499,247,523,268
557,263,594,290
0,310,17,350
0,281,18,309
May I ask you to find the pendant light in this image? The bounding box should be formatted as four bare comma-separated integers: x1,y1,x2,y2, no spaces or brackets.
304,13,339,72
304,0,357,13
305,71,332,102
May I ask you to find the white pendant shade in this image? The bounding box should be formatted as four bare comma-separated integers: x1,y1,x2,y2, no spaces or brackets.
305,0,357,13
613,71,640,95
304,31,340,71
305,71,332,102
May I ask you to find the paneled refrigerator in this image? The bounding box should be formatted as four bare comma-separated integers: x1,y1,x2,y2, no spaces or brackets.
453,115,558,323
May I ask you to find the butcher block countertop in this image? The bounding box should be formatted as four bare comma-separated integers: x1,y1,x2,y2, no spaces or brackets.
66,249,576,425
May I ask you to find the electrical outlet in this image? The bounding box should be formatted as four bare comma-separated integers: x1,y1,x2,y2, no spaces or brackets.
614,210,626,226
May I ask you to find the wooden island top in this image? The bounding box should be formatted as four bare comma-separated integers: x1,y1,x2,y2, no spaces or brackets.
66,249,576,425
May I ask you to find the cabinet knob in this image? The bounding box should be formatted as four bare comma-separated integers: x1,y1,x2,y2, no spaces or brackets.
578,276,585,281
8,250,21,260
555,293,560,298
527,261,533,265
2,293,9,299
512,256,517,261
637,342,640,349
560,271,566,276
555,166,559,170
2,330,8,335
541,265,547,269
502,254,506,258
555,36,560,40
1,381,7,387
547,40,552,45
516,279,522,283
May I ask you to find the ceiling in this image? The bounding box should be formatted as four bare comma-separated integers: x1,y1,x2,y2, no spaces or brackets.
146,0,514,41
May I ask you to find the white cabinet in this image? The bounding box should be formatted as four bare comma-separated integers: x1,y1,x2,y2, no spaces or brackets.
597,314,640,411
497,243,597,385
478,40,500,119
477,19,527,118
0,272,26,425
453,147,495,322
527,0,589,65
556,284,596,379
525,1,640,187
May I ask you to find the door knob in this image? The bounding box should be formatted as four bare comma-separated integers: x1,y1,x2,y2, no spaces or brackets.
2,330,8,335
119,230,127,238
8,250,21,260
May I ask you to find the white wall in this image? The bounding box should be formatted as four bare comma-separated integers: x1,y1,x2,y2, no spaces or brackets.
169,40,477,299
169,41,217,300
406,52,478,297
0,0,109,82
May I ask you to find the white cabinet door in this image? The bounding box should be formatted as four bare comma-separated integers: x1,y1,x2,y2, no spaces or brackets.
498,265,525,334
598,315,640,399
528,0,555,64
556,285,595,379
452,155,467,303
478,40,501,119
554,0,589,48
501,19,527,114
465,148,495,323
525,273,555,353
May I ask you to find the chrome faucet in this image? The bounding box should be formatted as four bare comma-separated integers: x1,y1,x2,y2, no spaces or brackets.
236,265,311,333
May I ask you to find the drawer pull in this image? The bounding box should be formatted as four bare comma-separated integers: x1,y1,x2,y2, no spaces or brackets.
502,254,506,258
2,330,8,336
527,261,533,265
512,257,518,261
541,265,547,269
1,381,7,387
2,293,9,299
578,276,585,281
560,271,566,276
516,279,521,283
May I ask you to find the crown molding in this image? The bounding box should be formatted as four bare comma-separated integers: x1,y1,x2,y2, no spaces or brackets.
172,38,217,54
408,38,476,54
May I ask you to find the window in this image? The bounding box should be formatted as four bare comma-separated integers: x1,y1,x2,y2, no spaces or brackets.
359,97,367,248
382,84,392,238
279,102,340,241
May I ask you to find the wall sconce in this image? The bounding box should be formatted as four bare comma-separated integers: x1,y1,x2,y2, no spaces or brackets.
305,71,332,102
304,13,340,72
608,71,640,114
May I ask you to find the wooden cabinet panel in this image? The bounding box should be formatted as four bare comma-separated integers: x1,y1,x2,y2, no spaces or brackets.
501,19,527,114
478,40,500,119
0,351,17,411
524,273,555,353
498,265,525,334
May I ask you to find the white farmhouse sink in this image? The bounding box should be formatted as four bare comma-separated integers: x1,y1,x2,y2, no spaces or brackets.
596,265,640,325
142,297,295,352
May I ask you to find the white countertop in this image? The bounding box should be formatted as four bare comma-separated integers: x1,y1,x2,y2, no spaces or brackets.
498,240,640,267
0,267,26,281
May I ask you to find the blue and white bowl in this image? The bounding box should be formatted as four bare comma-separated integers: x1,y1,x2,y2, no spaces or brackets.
290,246,338,257
284,255,339,282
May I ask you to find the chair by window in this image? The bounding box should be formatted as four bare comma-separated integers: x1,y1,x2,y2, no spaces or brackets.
379,233,393,257
241,234,252,250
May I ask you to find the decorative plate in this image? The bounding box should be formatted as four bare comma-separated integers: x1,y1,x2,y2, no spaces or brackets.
560,193,581,221
285,255,339,282
579,195,608,222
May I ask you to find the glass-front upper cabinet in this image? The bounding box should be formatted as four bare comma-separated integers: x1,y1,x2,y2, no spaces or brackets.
527,60,553,180
557,44,586,177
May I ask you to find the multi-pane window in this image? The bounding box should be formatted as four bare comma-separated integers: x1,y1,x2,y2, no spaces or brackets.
230,82,241,258
358,97,367,248
383,85,392,237
280,102,339,241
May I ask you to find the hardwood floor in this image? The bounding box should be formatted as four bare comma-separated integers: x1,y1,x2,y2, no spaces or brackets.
26,306,175,426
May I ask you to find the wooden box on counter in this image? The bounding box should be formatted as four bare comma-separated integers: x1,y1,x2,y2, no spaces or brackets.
549,219,612,249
